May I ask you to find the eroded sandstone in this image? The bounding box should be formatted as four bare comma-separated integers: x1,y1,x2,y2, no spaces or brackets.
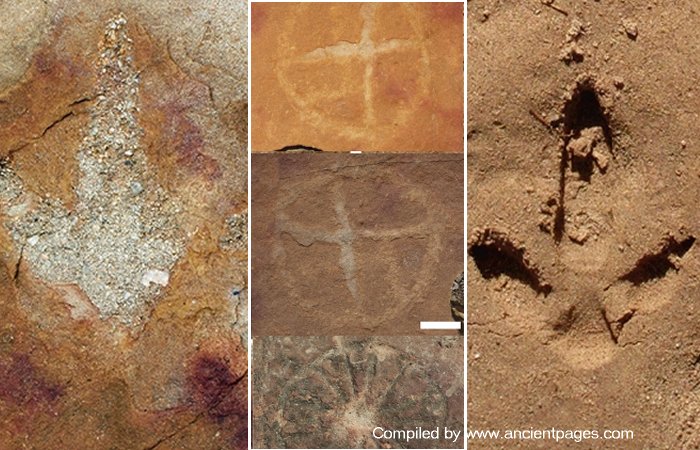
251,2,464,152
0,2,247,448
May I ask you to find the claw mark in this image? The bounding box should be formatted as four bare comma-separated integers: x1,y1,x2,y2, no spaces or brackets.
554,145,567,243
620,234,696,285
548,76,614,243
600,308,618,344
468,228,552,295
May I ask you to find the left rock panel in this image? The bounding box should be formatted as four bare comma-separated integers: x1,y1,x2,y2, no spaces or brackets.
0,2,247,449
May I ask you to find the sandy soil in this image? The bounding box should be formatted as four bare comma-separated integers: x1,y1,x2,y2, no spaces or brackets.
467,1,700,448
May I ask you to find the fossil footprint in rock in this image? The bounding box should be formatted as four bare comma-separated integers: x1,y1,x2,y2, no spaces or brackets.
0,15,184,327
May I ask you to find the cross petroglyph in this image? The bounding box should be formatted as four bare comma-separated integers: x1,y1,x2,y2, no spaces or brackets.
276,3,429,137
276,185,437,303
294,4,417,124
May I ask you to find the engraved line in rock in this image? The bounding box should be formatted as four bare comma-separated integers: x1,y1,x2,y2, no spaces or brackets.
291,3,416,125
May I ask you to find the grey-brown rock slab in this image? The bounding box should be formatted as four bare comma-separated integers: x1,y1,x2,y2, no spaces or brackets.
252,336,464,449
251,152,464,336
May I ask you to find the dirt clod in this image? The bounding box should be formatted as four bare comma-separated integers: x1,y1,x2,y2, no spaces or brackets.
622,18,639,39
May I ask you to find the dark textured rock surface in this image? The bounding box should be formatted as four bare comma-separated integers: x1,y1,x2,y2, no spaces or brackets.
252,336,464,449
450,272,464,333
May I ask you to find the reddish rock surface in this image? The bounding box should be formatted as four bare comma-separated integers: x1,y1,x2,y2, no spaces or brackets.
0,2,247,448
251,2,464,152
252,153,463,336
252,336,464,449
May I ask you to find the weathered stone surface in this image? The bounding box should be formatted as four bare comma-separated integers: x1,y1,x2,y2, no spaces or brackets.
252,336,464,449
251,2,464,152
252,153,463,336
0,1,247,448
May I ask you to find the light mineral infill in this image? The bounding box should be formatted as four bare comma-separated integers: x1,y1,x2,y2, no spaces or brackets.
0,15,184,326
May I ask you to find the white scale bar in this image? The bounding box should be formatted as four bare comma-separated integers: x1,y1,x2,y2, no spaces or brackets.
420,321,462,330
350,150,362,154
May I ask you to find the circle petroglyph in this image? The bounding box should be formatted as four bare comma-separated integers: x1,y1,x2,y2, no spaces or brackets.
272,172,444,326
275,3,431,140
276,340,447,448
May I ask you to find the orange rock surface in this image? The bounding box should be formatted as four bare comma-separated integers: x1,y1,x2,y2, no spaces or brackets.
252,2,464,152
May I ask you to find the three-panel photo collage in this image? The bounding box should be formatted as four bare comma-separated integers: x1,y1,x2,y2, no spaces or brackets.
5,0,686,449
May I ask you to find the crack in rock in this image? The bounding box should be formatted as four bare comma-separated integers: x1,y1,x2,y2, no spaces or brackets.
273,144,324,152
230,285,248,349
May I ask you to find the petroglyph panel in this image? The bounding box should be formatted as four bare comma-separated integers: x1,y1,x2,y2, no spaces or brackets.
251,2,464,152
251,153,464,336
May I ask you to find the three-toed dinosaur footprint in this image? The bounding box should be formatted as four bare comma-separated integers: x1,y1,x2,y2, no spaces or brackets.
0,15,184,327
469,75,696,368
